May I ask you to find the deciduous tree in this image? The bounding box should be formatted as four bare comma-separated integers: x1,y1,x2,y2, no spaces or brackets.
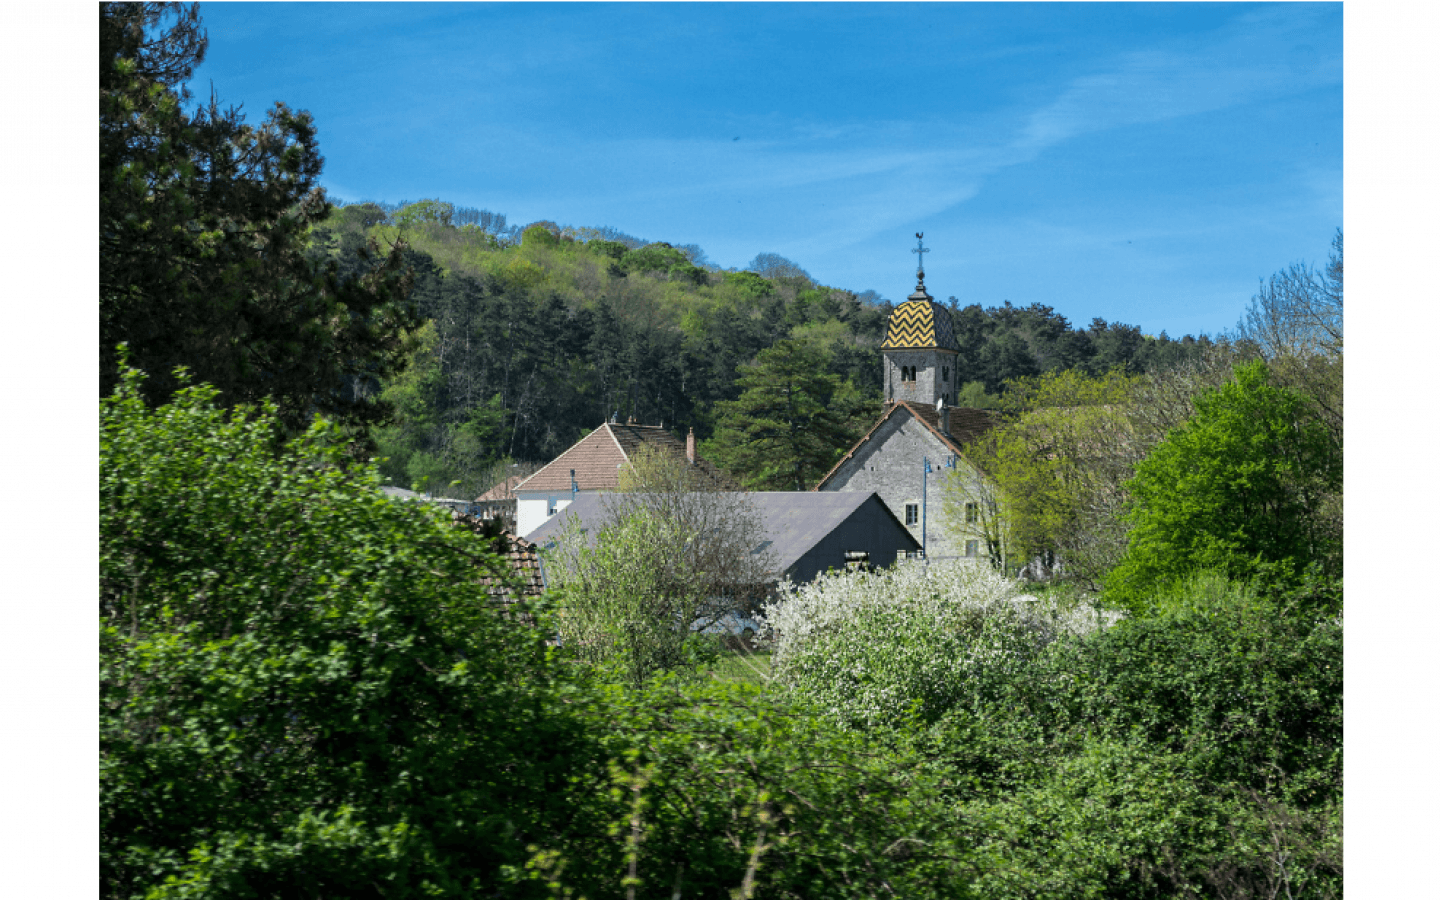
543,445,773,685
1105,361,1342,613
100,363,596,898
955,369,1141,585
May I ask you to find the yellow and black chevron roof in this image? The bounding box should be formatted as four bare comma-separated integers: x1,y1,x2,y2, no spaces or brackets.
882,298,959,351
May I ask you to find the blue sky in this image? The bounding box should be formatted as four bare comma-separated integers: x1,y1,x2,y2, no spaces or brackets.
187,2,1342,338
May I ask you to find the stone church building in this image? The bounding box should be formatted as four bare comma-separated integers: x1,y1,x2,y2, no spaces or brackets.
814,270,1000,562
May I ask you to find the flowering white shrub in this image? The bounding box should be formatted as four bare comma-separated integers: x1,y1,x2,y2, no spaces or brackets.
759,561,1119,729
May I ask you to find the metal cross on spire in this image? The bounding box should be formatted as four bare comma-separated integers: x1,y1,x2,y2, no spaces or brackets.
912,232,929,280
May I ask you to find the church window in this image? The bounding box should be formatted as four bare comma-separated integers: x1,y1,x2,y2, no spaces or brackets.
900,365,916,383
965,501,978,524
904,503,919,526
943,366,950,382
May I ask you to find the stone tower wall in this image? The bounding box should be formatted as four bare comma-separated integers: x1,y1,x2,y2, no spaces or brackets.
883,348,959,406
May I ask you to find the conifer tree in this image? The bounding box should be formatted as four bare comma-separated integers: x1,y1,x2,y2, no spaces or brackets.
708,340,868,491
100,3,417,433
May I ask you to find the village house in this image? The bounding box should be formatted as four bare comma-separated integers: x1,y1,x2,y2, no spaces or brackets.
469,473,528,534
526,490,920,587
512,420,735,538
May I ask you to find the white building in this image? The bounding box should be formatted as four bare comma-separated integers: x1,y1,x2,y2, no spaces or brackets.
513,420,734,537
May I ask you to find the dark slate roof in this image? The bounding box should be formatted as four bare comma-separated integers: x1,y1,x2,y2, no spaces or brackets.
813,401,1001,490
526,491,917,579
381,485,473,511
746,492,918,575
513,423,736,493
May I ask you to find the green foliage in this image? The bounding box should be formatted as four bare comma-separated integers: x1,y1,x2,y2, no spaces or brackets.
369,317,519,496
100,3,417,434
541,679,981,900
618,242,706,284
544,453,772,687
962,738,1233,899
1105,361,1342,614
585,238,631,261
1016,589,1341,798
297,181,1212,472
911,579,1343,899
100,365,598,899
522,223,563,247
961,368,1141,583
100,362,1341,897
546,509,713,687
708,339,872,490
335,201,390,230
393,198,456,228
954,379,1000,408
724,269,778,298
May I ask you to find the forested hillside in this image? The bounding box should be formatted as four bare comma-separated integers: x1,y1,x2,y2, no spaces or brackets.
312,198,1213,494
99,6,1343,898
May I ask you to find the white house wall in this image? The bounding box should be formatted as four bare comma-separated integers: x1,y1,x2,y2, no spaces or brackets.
516,491,582,538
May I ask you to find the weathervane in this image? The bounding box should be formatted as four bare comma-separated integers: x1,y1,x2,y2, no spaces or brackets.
912,232,929,284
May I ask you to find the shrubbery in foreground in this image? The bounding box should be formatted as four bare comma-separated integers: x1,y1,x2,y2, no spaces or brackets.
762,562,1119,729
99,367,978,899
766,562,1342,899
101,366,606,897
102,367,1340,898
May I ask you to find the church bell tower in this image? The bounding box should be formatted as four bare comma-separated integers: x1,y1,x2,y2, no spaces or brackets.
881,234,960,407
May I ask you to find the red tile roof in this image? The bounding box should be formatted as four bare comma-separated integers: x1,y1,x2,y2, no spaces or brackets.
813,401,1001,490
514,423,737,493
474,474,526,503
451,512,546,600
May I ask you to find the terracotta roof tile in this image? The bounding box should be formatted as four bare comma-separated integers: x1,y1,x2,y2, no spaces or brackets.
906,402,1000,449
451,512,546,599
475,474,526,502
514,423,738,493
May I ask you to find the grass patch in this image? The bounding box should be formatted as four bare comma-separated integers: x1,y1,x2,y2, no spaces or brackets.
708,648,773,686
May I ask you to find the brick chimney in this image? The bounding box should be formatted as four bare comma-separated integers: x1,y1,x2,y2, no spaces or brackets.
686,427,696,465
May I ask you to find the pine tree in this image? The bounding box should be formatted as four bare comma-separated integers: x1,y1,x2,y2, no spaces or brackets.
708,340,863,491
100,3,417,434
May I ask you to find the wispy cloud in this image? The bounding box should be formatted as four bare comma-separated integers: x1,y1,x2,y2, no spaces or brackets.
193,1,1340,333
1012,10,1340,158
